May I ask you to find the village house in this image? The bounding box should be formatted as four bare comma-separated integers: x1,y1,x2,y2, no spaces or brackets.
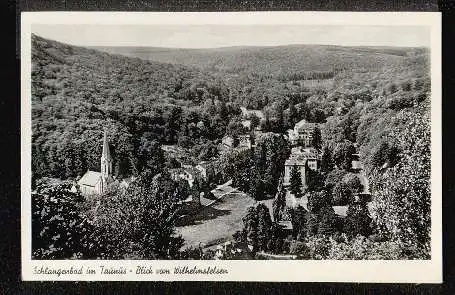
76,130,113,196
287,119,319,147
119,175,137,190
169,166,200,188
221,134,252,149
283,147,321,188
195,161,217,181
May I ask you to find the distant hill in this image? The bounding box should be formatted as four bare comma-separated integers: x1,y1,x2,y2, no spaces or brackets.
93,44,428,77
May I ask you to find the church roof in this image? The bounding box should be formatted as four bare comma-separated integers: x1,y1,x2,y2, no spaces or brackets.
78,171,102,187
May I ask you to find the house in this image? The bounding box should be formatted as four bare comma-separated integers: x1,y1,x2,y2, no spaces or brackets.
170,167,199,187
221,136,235,148
351,153,363,171
287,119,319,147
119,176,137,190
278,220,294,236
195,161,215,181
239,134,252,149
77,130,113,196
221,134,252,149
241,120,252,131
283,147,321,187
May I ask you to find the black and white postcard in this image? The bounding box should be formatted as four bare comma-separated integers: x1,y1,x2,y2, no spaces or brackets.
21,11,442,282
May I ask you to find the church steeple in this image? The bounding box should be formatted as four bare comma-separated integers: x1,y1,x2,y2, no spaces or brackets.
101,129,112,180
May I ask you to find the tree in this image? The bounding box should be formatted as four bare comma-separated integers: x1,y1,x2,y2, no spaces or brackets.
289,205,308,239
242,206,259,253
256,203,273,252
372,141,401,168
320,146,334,173
260,114,272,131
333,140,356,170
311,127,322,149
306,163,324,192
332,182,353,206
267,222,286,254
344,202,373,238
32,180,96,259
272,104,285,133
289,165,302,196
369,110,431,258
307,190,331,214
93,171,184,259
344,173,364,194
323,168,347,192
272,184,286,221
317,206,337,236
306,212,320,237
310,108,326,123
250,114,260,130
288,102,298,126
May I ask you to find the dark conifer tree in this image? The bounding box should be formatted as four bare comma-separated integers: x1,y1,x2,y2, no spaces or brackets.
289,165,302,197
311,126,322,150
320,146,334,173
344,202,373,238
317,206,337,236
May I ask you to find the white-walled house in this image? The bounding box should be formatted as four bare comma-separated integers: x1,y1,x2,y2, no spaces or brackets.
287,119,319,147
283,147,321,187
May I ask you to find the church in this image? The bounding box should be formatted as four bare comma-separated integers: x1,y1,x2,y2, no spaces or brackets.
77,130,113,196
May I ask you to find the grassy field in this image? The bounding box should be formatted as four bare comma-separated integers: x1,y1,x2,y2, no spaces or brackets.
176,191,256,249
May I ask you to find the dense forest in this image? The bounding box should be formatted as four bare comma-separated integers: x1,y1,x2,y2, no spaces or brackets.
31,34,431,260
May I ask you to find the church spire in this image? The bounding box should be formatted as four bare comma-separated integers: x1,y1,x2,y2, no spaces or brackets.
101,128,112,181
102,128,111,160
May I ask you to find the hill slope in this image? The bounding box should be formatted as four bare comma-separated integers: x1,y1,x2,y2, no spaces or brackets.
93,44,428,77
31,34,241,180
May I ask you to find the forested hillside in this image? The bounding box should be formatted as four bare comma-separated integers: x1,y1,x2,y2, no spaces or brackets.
94,45,427,77
32,34,242,181
32,34,432,259
32,34,430,182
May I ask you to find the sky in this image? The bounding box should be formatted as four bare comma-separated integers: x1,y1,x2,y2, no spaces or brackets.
32,24,430,48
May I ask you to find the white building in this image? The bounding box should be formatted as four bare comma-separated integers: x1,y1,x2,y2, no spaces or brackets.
77,130,113,196
170,167,199,187
283,147,321,187
221,134,252,149
287,119,319,147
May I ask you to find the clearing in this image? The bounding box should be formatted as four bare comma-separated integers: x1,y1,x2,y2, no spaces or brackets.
176,187,255,249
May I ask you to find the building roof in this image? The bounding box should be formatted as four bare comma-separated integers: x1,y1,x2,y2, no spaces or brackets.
120,176,136,188
351,160,363,170
285,147,321,166
285,157,307,166
291,146,319,155
240,107,265,120
78,171,102,187
294,119,317,130
241,120,251,129
333,206,348,217
278,220,293,230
